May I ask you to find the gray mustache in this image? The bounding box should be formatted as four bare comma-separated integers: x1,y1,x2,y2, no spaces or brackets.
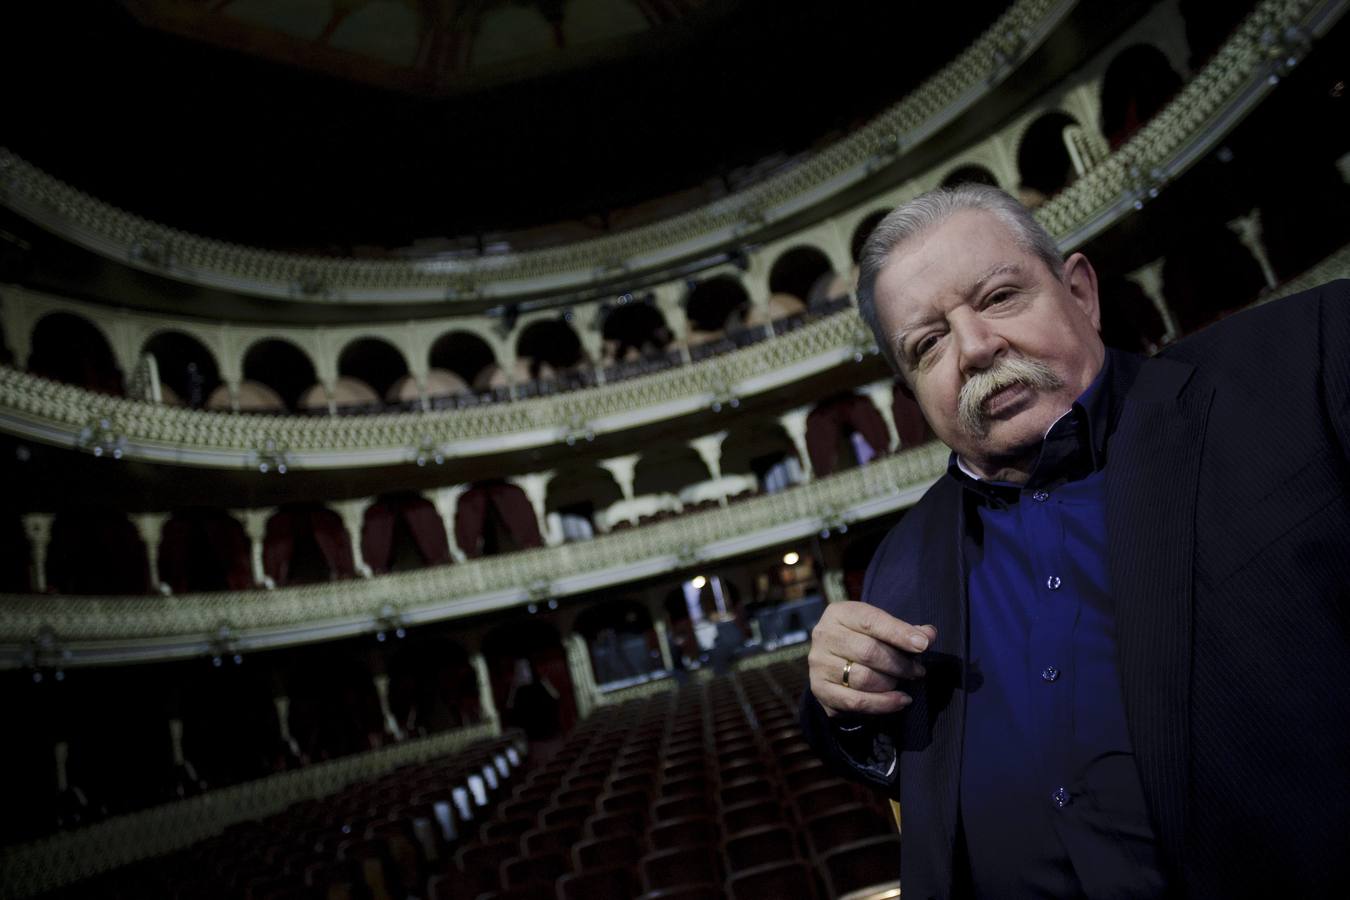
957,356,1064,436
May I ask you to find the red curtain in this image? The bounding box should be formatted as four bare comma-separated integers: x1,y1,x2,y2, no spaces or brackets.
362,502,398,573
805,395,891,477
403,498,451,566
202,515,254,590
160,514,252,592
310,509,355,578
892,386,930,449
456,483,542,558
456,487,491,560
490,483,543,550
263,513,296,586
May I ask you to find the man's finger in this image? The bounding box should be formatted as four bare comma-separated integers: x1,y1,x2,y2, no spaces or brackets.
815,682,913,717
828,601,935,653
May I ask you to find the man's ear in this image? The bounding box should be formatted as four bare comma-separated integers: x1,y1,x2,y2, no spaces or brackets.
1062,252,1101,332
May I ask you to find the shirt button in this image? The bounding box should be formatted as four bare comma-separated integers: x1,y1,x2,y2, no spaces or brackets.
1032,490,1050,502
1052,787,1070,808
1046,575,1062,590
1041,666,1061,683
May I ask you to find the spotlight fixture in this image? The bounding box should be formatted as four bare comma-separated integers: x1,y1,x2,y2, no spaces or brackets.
691,575,707,590
783,551,800,566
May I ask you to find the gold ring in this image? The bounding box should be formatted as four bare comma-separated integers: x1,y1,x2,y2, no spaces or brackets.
842,659,854,688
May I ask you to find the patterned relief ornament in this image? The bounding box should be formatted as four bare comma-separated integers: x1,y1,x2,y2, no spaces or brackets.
76,415,126,459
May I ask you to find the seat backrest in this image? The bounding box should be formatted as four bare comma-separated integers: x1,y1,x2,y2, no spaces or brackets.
792,779,859,821
646,814,719,852
723,824,799,873
584,807,647,839
718,777,774,809
640,845,723,892
804,802,892,858
726,859,820,900
572,832,643,871
557,865,640,900
820,834,903,899
722,798,787,837
652,794,713,822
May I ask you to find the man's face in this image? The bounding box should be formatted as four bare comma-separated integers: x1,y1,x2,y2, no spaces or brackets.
872,209,1105,478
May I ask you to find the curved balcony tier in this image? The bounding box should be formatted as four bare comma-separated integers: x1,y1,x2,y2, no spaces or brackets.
0,0,1079,303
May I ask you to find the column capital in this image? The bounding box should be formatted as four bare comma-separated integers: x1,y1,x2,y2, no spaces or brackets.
860,382,899,454
130,511,172,594
778,407,814,481
331,498,375,578
428,485,469,563
22,513,55,594
509,472,558,547
1125,258,1179,344
598,454,642,502
469,652,500,730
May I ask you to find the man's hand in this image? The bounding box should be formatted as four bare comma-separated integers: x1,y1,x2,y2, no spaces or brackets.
808,601,936,718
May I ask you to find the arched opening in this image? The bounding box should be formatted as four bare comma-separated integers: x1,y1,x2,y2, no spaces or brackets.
242,339,317,413
601,300,672,364
1162,226,1267,335
482,619,576,741
892,382,932,450
768,246,834,307
720,422,801,495
1101,44,1183,149
1,513,32,592
337,337,409,405
158,510,252,593
455,481,543,558
362,493,451,575
633,447,712,504
384,631,482,736
46,511,149,594
177,658,275,789
285,644,386,762
1256,161,1350,281
515,319,586,381
805,393,891,477
545,465,624,542
262,506,355,586
141,331,220,409
850,209,891,264
574,599,662,687
428,330,497,390
1178,0,1248,69
1098,276,1168,354
685,276,751,334
28,313,123,395
940,164,1000,189
1016,111,1080,206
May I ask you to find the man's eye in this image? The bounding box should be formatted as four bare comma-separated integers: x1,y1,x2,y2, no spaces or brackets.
986,289,1014,305
915,336,937,357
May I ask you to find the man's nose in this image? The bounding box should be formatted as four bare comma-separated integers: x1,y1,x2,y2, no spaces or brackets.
952,310,1003,375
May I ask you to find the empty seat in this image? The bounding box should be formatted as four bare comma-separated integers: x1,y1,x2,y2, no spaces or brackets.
722,824,798,873
647,815,719,851
722,799,787,836
640,846,723,893
635,885,722,900
819,834,902,899
782,760,835,793
572,833,642,871
480,817,533,843
499,852,567,890
539,803,591,830
793,780,861,821
599,788,650,814
804,803,893,859
584,808,646,839
652,794,713,822
557,865,640,900
719,777,774,808
659,774,711,798
726,859,821,900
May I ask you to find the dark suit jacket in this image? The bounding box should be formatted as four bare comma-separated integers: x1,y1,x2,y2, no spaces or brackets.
802,281,1350,899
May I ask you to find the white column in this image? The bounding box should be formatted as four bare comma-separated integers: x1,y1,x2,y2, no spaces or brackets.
470,652,500,730
779,407,814,482
652,616,675,672
372,673,406,742
1125,258,1180,344
54,741,70,793
22,513,54,593
564,632,598,720
1228,210,1279,290
509,471,557,546
653,284,692,364
131,512,171,594
689,431,728,487
168,718,186,767
430,485,469,563
236,508,275,589
599,454,641,502
861,383,899,453
822,568,850,605
333,498,375,577
273,695,303,760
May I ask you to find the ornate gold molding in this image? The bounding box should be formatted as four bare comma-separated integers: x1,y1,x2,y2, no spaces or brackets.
0,443,949,666
0,723,505,900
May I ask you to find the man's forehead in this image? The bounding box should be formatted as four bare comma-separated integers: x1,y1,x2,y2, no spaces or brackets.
879,214,1031,312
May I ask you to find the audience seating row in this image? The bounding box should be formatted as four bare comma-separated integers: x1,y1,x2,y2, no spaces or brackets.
45,660,901,899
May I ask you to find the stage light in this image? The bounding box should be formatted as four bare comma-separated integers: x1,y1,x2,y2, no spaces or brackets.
783,551,800,566
691,575,707,589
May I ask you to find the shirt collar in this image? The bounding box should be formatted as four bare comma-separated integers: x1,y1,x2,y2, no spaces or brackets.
947,349,1134,500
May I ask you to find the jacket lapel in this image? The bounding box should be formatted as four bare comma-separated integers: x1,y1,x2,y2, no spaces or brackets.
1105,355,1212,873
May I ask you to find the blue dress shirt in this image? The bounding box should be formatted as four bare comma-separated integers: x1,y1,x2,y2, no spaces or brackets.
952,351,1167,899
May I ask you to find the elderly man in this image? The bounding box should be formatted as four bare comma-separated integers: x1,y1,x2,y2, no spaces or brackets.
800,184,1350,899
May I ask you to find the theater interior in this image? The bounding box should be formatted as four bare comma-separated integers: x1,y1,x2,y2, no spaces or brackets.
0,0,1347,897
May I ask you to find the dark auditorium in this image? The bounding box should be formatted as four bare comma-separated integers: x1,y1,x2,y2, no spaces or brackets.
1,1,1347,898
